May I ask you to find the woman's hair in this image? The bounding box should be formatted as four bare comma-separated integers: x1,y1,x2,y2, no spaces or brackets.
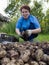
20,5,30,12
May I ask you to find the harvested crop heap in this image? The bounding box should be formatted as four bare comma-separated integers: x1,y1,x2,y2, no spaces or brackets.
0,41,49,65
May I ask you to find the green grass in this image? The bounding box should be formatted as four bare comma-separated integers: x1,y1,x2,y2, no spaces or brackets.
34,34,49,42
0,22,16,35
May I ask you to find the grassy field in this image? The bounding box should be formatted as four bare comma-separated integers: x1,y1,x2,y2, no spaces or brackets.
34,34,49,42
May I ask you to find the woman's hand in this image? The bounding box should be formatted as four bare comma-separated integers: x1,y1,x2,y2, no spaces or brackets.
16,29,22,36
26,30,33,36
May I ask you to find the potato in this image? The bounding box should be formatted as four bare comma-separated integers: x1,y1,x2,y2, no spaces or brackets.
30,61,39,65
0,48,7,58
39,61,47,65
35,49,44,61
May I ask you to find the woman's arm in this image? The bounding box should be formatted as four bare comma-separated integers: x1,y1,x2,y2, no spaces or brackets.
31,28,41,34
15,29,21,36
26,28,41,36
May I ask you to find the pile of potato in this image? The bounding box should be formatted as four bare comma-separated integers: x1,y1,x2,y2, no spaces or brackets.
0,41,49,65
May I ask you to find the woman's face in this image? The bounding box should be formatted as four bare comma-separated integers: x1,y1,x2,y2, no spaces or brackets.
21,8,30,19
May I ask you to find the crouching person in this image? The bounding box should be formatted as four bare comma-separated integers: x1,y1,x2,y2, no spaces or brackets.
15,5,41,42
